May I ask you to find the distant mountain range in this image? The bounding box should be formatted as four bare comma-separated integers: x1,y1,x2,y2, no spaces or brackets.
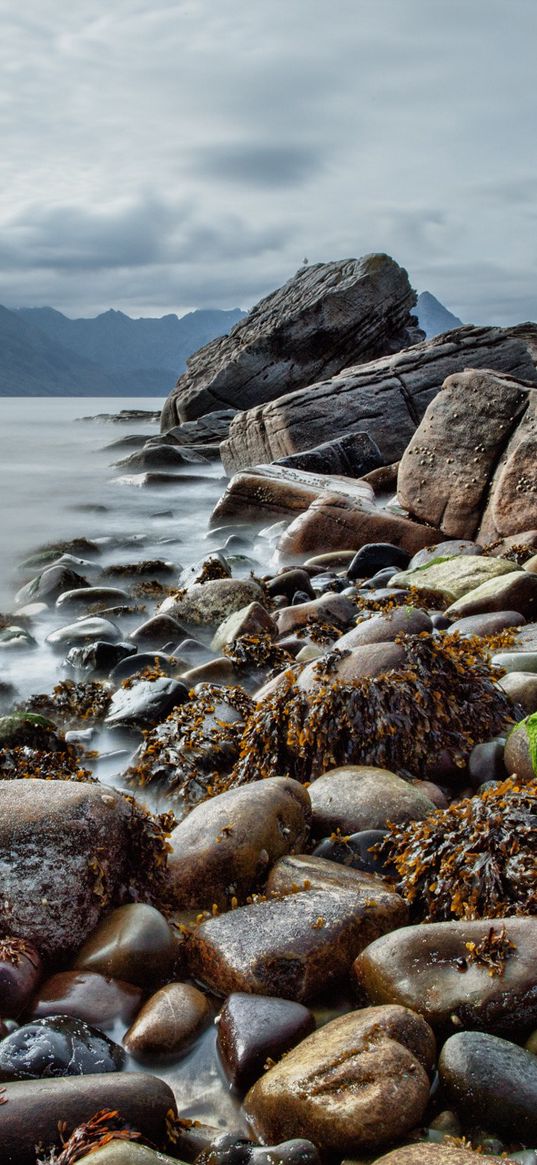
0,305,245,396
0,291,462,396
416,291,463,338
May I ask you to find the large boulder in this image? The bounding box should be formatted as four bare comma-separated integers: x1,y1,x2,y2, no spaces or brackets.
221,324,537,474
161,254,420,427
209,463,374,527
0,780,168,962
398,368,537,541
274,492,438,564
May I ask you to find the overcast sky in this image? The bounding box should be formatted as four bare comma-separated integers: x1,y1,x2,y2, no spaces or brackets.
1,0,536,324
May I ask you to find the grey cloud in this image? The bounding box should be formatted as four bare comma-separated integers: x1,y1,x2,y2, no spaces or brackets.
190,143,322,187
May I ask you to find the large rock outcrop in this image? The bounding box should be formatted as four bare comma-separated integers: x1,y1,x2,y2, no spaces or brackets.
221,325,537,474
161,254,421,428
397,368,537,541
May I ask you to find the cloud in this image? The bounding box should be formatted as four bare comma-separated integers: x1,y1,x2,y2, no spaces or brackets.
0,0,536,322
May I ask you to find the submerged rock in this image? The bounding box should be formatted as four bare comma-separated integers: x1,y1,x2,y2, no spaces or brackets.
0,1015,124,1081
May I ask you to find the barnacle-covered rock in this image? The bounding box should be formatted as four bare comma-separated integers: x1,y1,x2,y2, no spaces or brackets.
381,777,537,921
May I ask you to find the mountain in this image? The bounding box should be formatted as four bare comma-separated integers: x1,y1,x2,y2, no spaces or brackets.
0,305,245,396
416,291,463,338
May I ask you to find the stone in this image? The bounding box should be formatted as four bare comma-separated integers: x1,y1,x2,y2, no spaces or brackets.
128,613,186,650
0,937,42,1017
275,431,382,478
274,493,437,566
66,639,137,677
348,543,411,579
180,658,237,686
0,781,164,963
162,255,420,427
73,904,178,989
84,1148,180,1165
373,1149,504,1164
355,916,537,1032
15,565,90,608
158,578,266,626
0,711,63,750
116,444,208,471
267,570,315,602
307,765,435,836
499,673,537,715
0,1015,124,1081
397,369,534,539
168,777,311,910
313,830,393,878
0,1073,176,1165
408,540,483,569
0,625,37,651
468,739,508,787
265,853,399,898
46,616,121,650
244,1005,435,1152
389,555,517,602
179,553,231,589
211,602,277,652
334,606,432,650
30,971,143,1029
104,677,189,730
210,464,373,528
217,993,315,1090
110,651,182,682
447,611,526,638
123,982,210,1057
56,586,129,611
188,876,407,1003
274,592,356,637
222,325,537,474
439,1030,537,1141
504,714,537,779
494,652,537,674
446,571,537,620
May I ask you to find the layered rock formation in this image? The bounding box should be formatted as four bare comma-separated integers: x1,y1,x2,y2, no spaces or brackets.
161,254,421,428
221,325,537,474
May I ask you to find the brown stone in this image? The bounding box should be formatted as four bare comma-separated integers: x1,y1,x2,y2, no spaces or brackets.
210,464,374,527
158,578,266,626
498,672,537,715
217,992,315,1090
265,853,399,898
188,879,407,1003
123,982,210,1056
274,493,437,566
73,904,178,989
374,1149,504,1164
306,765,435,836
211,602,277,651
275,593,356,637
30,971,142,1028
504,717,537,780
354,916,537,1032
445,570,537,620
297,642,406,692
335,606,433,650
167,777,311,910
244,1006,435,1152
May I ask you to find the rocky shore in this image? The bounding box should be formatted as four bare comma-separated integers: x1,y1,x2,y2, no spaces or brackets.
1,253,537,1164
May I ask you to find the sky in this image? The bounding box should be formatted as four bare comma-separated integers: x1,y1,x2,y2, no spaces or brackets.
1,0,536,325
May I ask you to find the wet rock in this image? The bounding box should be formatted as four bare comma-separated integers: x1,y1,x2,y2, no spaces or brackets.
275,431,382,478
73,903,178,989
56,586,129,611
348,543,411,579
373,1148,503,1164
180,658,237,686
274,592,356,638
390,554,517,602
265,853,399,900
168,777,311,910
128,614,186,650
123,982,210,1057
468,738,508,786
211,603,277,652
217,993,315,1090
29,971,143,1029
446,571,537,620
116,444,209,471
0,1073,176,1164
0,624,37,650
275,492,437,565
46,616,122,650
244,1005,435,1152
110,650,182,682
504,714,537,779
163,254,420,427
439,1030,537,1141
66,639,137,677
499,672,537,715
179,552,232,588
0,1015,124,1080
211,465,374,528
447,610,526,638
408,540,483,569
89,1145,180,1165
0,938,42,1017
159,578,266,627
334,606,432,650
15,565,90,608
355,916,537,1032
307,765,435,836
494,651,537,675
313,829,393,877
104,676,189,730
0,711,63,750
188,874,407,1002
0,781,166,963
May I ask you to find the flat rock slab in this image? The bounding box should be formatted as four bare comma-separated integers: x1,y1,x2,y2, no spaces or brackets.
221,325,537,474
162,254,419,426
244,1005,435,1152
188,879,407,1002
210,463,373,527
354,916,537,1032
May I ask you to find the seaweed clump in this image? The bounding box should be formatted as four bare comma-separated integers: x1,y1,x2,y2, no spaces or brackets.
37,1109,143,1165
381,777,537,921
231,633,514,786
25,680,112,728
126,683,254,813
0,743,95,783
222,633,293,675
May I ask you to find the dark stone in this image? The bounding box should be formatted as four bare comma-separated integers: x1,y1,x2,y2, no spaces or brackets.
104,677,190,730
29,971,143,1029
447,611,526,639
73,903,178,989
275,432,382,478
129,614,187,650
313,829,394,877
267,570,315,602
0,939,42,1018
217,993,315,1090
110,651,182,682
348,543,411,580
439,1030,537,1141
66,639,136,677
0,1016,124,1081
55,586,129,612
468,739,508,787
